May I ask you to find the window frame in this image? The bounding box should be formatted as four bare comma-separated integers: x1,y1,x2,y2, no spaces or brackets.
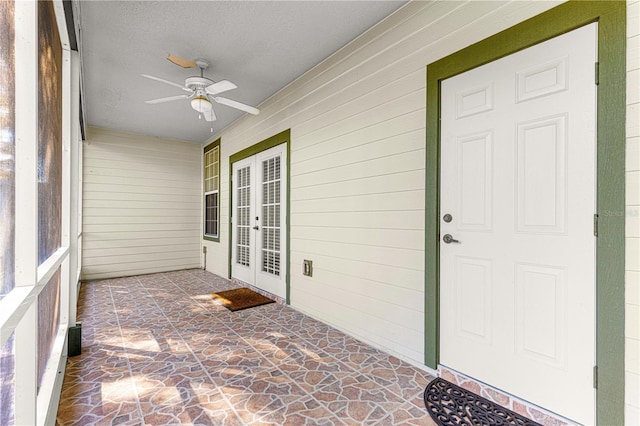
203,139,220,242
204,192,219,239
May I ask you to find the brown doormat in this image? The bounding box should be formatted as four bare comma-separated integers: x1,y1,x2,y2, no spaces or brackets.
211,287,275,312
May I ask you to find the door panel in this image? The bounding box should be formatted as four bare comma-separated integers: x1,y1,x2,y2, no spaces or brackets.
440,23,597,424
231,158,254,284
455,256,492,344
515,263,567,367
255,147,286,297
457,131,492,230
516,115,567,233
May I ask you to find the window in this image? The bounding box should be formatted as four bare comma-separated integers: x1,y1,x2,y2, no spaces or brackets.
203,139,220,240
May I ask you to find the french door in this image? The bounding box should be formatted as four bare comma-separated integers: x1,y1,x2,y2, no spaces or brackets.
231,144,286,298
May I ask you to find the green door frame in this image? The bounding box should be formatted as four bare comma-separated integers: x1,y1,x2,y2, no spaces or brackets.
424,2,626,424
228,129,292,304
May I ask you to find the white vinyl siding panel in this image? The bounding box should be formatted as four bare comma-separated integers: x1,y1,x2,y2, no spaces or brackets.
627,0,640,423
207,0,567,365
82,127,201,280
206,0,582,366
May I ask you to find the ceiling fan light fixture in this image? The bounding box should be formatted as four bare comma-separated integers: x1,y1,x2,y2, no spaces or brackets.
191,96,212,113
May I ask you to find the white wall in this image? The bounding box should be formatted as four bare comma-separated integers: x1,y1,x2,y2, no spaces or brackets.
203,1,563,366
626,0,640,423
82,127,201,280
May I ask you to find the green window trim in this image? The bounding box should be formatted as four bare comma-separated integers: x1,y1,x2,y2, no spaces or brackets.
228,129,291,304
203,138,220,242
424,2,626,424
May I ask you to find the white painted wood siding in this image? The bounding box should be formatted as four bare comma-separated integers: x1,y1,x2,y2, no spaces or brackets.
82,127,201,280
204,0,575,366
204,0,567,365
626,0,640,423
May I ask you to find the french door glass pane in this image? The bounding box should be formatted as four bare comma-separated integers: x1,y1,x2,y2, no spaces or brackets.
261,157,280,276
236,166,250,266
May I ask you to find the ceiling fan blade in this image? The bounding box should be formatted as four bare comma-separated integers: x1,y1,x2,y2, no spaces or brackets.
205,80,237,96
145,94,189,104
213,97,260,115
167,54,196,68
203,107,217,122
141,74,190,92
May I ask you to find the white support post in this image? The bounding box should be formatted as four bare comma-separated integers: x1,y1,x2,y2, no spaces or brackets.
13,1,39,424
68,50,81,325
60,48,72,330
14,0,38,287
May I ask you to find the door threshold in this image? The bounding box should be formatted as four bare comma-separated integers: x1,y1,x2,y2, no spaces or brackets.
230,277,286,305
437,366,579,426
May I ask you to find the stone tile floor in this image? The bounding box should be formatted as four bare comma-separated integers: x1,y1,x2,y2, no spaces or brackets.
56,269,437,425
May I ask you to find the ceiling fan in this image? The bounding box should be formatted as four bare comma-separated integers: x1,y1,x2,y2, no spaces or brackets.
142,55,260,122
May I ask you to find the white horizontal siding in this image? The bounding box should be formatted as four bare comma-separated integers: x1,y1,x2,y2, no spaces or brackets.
289,251,423,293
205,0,565,365
82,127,201,280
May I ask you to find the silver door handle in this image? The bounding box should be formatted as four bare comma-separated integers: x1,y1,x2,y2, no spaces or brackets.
442,234,460,244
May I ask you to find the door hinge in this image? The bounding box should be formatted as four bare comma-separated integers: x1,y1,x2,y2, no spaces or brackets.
595,62,599,86
594,214,599,237
593,365,598,389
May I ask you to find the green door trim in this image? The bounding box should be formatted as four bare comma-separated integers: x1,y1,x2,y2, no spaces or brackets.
228,129,292,304
424,2,626,424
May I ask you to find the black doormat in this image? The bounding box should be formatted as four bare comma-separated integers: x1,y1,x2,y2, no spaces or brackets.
423,378,542,426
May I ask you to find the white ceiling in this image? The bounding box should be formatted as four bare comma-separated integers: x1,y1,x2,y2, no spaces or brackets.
79,1,407,143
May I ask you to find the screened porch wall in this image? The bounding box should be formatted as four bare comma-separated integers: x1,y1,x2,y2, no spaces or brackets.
0,1,83,423
82,127,202,280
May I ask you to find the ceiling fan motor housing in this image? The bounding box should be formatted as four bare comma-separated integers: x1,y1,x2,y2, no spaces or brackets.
194,58,209,70
185,76,214,91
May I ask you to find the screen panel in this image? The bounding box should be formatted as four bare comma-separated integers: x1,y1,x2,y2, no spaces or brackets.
0,0,16,300
0,333,15,426
37,269,61,387
37,0,63,265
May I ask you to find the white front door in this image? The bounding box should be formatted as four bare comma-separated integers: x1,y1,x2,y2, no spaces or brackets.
231,144,287,298
440,24,597,424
